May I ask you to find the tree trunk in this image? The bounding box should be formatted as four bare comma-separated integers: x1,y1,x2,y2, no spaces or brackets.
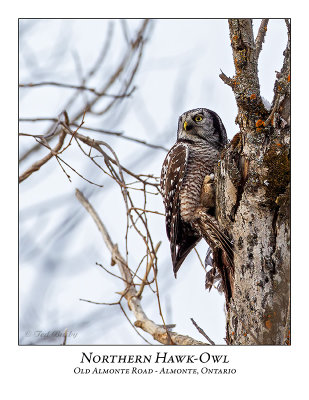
216,19,290,345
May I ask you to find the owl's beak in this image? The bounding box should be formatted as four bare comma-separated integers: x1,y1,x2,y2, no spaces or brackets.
183,121,187,131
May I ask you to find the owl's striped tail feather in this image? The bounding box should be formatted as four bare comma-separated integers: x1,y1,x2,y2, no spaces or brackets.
170,208,234,303
192,209,234,302
193,210,234,267
171,231,201,278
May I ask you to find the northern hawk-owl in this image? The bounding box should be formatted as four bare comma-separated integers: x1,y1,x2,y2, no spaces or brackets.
161,108,232,278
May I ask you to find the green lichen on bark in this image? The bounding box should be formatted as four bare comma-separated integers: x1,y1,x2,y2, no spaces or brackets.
263,143,290,203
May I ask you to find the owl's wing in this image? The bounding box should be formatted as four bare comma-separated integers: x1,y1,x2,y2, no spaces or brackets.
161,142,188,241
161,143,200,276
161,142,188,246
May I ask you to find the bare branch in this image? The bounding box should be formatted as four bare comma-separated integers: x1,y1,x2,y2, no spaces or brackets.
255,19,269,60
19,129,66,183
76,124,168,151
266,19,290,126
136,241,161,298
219,69,234,88
96,262,135,285
19,121,168,152
19,81,135,98
190,318,215,345
19,117,58,123
194,248,206,272
224,18,268,128
128,207,164,216
66,129,160,189
75,189,207,345
80,298,120,306
56,154,104,187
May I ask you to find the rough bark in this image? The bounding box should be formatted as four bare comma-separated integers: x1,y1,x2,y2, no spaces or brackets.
216,19,290,345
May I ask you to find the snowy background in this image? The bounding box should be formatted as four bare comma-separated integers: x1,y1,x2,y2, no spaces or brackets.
19,19,287,345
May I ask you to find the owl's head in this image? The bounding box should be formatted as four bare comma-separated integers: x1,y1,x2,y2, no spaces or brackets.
177,108,227,149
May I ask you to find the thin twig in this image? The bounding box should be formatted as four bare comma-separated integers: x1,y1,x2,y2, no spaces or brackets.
194,248,206,272
119,302,152,345
190,318,215,345
19,81,135,98
136,242,161,298
70,131,160,189
19,129,66,183
128,207,164,216
75,124,168,151
96,262,134,286
80,298,120,306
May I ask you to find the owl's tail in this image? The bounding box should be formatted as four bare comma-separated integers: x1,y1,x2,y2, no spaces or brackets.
192,210,234,270
192,209,234,302
172,235,201,278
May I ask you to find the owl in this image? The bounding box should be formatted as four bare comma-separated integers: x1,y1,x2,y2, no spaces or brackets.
160,108,233,281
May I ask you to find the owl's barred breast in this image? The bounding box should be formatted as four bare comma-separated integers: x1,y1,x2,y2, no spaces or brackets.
180,141,219,222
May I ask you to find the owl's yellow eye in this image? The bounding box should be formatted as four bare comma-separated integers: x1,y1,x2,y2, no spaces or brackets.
194,115,203,122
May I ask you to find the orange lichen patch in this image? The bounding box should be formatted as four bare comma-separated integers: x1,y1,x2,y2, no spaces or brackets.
256,119,265,128
287,74,290,82
275,142,282,147
232,332,235,335
250,94,256,100
264,26,267,31
285,330,291,345
233,35,238,41
243,333,247,337
265,319,272,330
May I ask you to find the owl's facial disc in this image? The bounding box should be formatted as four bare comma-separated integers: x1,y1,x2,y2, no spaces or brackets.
177,107,227,148
183,112,204,133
